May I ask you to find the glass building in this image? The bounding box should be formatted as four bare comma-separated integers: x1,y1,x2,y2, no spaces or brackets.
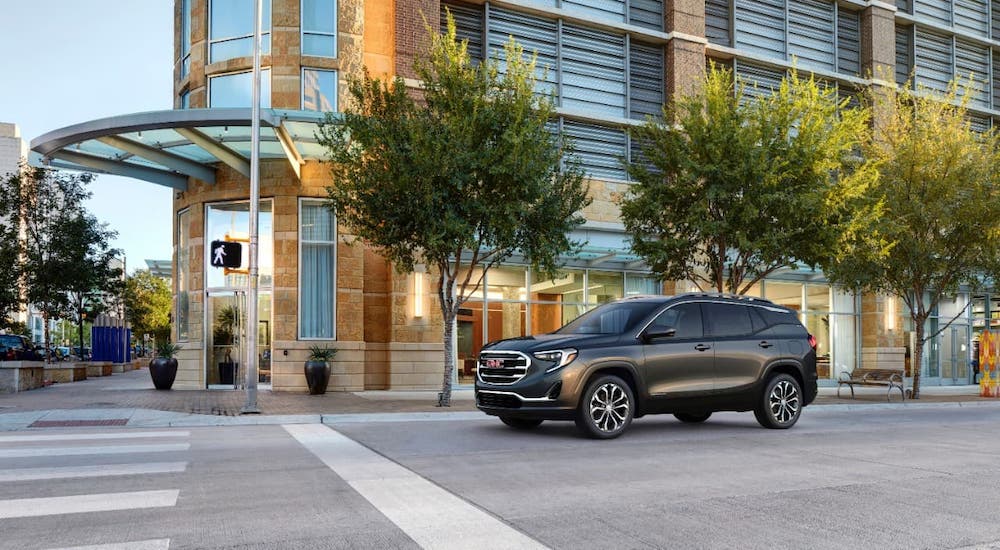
29,0,988,390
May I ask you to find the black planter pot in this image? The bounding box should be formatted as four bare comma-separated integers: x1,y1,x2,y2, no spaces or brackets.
304,360,331,395
149,358,178,390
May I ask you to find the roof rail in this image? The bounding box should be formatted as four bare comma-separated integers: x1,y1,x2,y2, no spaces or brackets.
675,292,775,305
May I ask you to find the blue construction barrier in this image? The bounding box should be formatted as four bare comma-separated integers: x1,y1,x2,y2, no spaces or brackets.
91,326,131,363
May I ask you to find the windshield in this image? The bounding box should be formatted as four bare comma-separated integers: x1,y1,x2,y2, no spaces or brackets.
554,301,663,335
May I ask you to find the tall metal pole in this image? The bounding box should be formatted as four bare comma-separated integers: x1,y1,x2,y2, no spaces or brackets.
242,0,262,414
121,255,127,365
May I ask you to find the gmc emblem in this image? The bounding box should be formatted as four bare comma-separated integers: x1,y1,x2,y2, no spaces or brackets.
483,358,504,368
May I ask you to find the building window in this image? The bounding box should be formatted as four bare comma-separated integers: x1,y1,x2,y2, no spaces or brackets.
209,69,271,108
302,0,337,57
209,0,272,63
176,208,191,341
302,69,337,111
179,90,190,110
181,0,192,78
299,200,336,339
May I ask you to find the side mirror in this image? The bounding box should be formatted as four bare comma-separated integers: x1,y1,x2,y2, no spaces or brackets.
641,327,676,343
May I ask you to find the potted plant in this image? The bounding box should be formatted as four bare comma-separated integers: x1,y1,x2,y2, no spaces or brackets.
150,340,181,390
214,305,238,385
305,345,337,395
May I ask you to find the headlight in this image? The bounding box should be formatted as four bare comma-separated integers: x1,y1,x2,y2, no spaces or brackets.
533,349,578,373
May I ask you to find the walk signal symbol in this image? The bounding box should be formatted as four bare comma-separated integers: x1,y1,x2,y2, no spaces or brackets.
210,240,242,268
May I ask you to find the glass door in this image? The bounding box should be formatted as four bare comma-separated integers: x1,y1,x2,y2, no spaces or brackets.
207,291,245,389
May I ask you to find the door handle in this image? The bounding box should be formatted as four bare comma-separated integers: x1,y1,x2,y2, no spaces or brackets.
758,341,773,349
694,344,711,352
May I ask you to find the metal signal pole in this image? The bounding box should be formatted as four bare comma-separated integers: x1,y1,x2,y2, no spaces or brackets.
241,0,262,414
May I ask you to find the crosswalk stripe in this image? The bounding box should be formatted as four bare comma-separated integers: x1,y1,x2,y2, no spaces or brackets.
0,490,179,519
0,461,188,482
0,431,189,444
284,424,548,550
47,539,171,550
0,443,189,458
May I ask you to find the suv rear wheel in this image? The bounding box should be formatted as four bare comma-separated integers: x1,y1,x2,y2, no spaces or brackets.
575,374,634,439
754,373,802,429
499,417,543,430
674,412,712,423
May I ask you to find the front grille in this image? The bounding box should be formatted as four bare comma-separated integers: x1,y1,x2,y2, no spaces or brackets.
477,391,522,409
477,351,530,384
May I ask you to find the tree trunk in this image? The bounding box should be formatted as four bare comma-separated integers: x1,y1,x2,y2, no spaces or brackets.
438,309,457,407
911,316,926,399
42,311,51,364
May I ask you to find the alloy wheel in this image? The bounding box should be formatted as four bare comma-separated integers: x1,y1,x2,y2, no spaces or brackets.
768,379,800,424
589,382,630,433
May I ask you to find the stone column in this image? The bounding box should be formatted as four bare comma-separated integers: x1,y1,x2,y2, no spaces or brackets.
665,0,707,101
862,3,898,129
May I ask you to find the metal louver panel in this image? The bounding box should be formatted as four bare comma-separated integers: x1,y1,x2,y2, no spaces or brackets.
994,0,1000,40
563,120,627,181
706,0,731,46
788,0,836,71
487,8,558,96
955,0,989,37
629,41,664,120
734,0,785,59
896,25,913,86
955,39,990,108
442,2,484,61
967,114,992,133
915,29,952,95
560,24,626,118
628,132,657,179
913,0,952,27
629,0,663,31
896,0,911,13
735,60,786,100
563,0,626,25
839,86,863,110
994,51,1000,109
837,9,861,76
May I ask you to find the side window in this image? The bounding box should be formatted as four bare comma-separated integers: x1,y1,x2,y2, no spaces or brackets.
761,307,808,338
707,303,753,337
749,307,770,334
649,303,703,339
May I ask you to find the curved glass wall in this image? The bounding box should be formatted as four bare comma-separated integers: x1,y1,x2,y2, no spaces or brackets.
209,0,272,63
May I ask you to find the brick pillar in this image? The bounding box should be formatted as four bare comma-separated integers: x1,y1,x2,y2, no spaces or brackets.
396,0,440,79
862,4,896,81
665,0,707,101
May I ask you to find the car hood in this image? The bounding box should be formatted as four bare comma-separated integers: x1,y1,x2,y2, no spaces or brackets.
480,333,620,353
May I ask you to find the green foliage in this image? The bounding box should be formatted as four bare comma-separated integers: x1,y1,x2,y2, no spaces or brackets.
125,270,172,339
318,14,590,405
155,340,181,360
213,304,238,345
622,63,879,294
308,345,338,362
824,80,1000,398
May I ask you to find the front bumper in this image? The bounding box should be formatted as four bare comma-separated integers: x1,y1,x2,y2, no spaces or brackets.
475,357,583,420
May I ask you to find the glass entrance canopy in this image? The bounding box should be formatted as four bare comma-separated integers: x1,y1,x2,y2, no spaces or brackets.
30,108,330,190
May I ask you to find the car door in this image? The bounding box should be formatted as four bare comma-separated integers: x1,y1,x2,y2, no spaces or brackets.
641,302,715,396
709,303,782,395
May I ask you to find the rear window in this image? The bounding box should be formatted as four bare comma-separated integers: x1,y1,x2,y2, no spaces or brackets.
758,307,808,337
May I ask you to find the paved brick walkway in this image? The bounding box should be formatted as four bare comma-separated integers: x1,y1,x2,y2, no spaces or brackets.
0,365,995,417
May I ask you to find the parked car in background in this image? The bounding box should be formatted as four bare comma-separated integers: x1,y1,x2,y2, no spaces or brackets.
72,346,92,361
0,335,44,361
56,346,72,361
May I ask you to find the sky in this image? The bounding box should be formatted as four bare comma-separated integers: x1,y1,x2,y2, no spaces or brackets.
0,1,175,273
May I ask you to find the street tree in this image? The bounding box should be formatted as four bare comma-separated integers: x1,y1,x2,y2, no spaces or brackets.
62,212,122,356
0,170,21,328
319,15,590,406
1,165,96,361
824,81,1000,399
124,269,172,349
621,63,879,294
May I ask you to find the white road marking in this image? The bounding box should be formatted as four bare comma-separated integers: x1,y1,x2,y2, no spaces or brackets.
0,461,188,482
284,424,548,550
0,490,179,519
0,431,189,443
0,443,189,458
47,539,171,550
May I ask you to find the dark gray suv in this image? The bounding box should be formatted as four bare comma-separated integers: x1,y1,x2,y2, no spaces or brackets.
475,294,818,439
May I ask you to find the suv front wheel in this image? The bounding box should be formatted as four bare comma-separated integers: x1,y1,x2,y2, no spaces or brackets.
754,373,802,429
575,374,635,439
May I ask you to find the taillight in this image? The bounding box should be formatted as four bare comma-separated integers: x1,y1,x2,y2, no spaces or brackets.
808,334,818,350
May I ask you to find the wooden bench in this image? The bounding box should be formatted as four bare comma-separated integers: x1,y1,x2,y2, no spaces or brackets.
837,368,905,401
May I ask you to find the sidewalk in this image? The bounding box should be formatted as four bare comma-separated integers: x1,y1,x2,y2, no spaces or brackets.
1,366,998,430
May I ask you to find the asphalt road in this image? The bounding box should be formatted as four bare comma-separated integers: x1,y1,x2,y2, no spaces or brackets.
4,404,1000,549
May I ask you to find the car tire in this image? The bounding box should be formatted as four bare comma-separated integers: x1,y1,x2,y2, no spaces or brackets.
499,417,543,430
673,412,712,423
754,373,803,429
574,374,635,439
